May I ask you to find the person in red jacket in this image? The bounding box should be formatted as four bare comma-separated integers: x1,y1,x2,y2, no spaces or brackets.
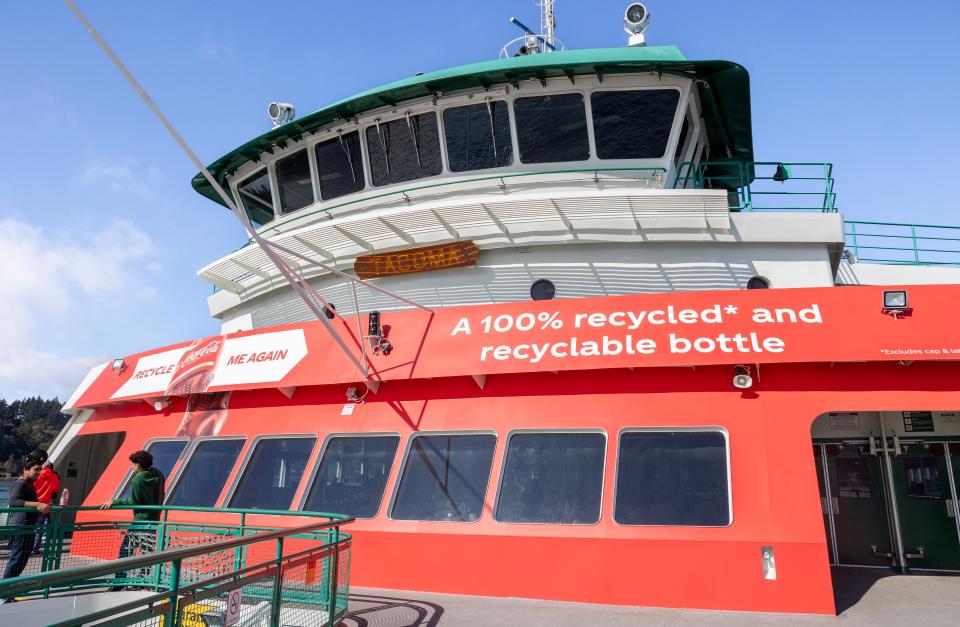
31,454,61,554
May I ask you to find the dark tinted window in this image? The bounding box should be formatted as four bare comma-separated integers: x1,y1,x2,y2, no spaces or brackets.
444,101,513,172
514,94,589,163
315,131,365,200
304,436,400,517
228,437,316,510
275,149,314,213
119,440,186,500
236,169,274,226
592,90,680,159
673,114,691,167
366,113,442,186
615,431,729,526
903,458,941,499
166,439,245,507
496,433,605,524
391,434,496,522
836,457,872,498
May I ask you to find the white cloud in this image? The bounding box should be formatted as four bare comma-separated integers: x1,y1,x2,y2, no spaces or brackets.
0,217,163,400
77,152,161,196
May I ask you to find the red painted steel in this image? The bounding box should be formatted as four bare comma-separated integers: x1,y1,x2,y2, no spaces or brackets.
69,361,960,614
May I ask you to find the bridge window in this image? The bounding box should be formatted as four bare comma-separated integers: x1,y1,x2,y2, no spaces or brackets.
229,436,316,510
495,432,605,524
514,93,589,163
275,148,314,213
236,169,274,226
366,112,442,186
117,439,187,500
673,112,692,168
303,435,400,518
591,89,680,159
166,438,245,508
444,101,513,172
315,131,366,200
391,433,496,522
615,430,730,526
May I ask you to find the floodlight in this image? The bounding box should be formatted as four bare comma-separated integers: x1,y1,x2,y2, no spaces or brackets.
733,365,753,389
883,290,908,310
624,3,650,46
267,102,295,128
111,358,127,375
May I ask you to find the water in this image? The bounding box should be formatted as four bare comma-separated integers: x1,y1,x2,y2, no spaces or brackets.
0,478,13,504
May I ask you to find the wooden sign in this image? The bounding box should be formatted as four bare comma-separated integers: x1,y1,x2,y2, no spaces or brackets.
354,240,480,279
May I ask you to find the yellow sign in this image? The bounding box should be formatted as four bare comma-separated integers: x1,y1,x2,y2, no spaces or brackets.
159,602,218,626
354,241,480,279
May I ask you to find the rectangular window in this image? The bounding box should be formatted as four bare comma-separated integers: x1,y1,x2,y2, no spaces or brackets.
514,93,589,163
236,169,274,226
443,101,513,172
903,458,942,499
118,439,186,500
615,430,730,526
275,148,314,213
391,434,496,522
166,439,245,508
228,437,316,510
836,457,872,498
673,112,691,167
303,435,400,518
315,131,365,200
592,89,680,159
495,432,605,524
366,113,442,186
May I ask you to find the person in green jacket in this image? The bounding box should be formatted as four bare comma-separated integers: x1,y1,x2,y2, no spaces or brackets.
100,450,165,588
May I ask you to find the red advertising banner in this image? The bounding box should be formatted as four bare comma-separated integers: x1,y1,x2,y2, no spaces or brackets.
67,284,960,409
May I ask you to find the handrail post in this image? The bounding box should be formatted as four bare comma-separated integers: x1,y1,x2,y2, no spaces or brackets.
850,221,859,257
911,224,920,264
327,526,341,626
166,558,182,626
153,510,169,591
271,537,284,627
235,512,247,572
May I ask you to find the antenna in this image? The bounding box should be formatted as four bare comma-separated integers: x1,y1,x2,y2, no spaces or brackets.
500,1,565,58
539,0,557,50
65,0,434,389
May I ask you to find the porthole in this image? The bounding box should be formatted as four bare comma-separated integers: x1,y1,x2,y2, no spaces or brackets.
746,276,770,290
530,279,556,301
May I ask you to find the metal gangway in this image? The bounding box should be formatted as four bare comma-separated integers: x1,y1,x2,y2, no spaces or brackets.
0,505,353,626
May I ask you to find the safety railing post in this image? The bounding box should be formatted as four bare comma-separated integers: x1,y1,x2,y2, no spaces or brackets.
911,224,920,264
271,537,284,627
327,526,341,626
234,512,247,572
166,558,182,626
850,221,859,257
153,510,169,592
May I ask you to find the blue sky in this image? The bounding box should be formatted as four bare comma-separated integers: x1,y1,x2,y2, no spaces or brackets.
1,0,957,400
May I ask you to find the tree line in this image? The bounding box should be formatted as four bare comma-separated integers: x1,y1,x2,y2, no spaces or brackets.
0,397,69,477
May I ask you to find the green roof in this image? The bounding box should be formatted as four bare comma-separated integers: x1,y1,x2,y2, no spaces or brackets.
192,46,753,206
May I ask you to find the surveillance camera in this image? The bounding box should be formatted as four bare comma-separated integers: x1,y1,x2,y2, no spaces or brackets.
267,102,295,127
732,365,753,389
624,3,650,46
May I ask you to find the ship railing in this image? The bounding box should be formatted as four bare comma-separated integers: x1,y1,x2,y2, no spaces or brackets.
675,161,837,213
0,504,353,626
845,220,960,266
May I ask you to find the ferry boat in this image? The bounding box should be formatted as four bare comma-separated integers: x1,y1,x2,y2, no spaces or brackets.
46,2,960,616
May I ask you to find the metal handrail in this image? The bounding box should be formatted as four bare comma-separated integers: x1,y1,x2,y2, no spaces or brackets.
0,515,350,597
844,219,960,266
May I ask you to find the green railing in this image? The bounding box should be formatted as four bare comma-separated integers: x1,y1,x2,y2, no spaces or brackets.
675,161,837,213
0,505,353,626
845,220,960,266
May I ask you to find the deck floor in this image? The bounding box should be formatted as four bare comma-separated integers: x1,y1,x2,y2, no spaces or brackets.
343,567,960,626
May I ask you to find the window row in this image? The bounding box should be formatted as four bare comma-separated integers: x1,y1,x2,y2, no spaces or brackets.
233,88,688,224
121,429,730,527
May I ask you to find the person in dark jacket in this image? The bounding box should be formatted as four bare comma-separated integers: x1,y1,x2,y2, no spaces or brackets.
100,450,165,588
2,456,49,584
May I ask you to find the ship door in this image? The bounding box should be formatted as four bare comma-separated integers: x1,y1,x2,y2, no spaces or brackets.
56,432,126,511
821,442,896,567
889,441,960,571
